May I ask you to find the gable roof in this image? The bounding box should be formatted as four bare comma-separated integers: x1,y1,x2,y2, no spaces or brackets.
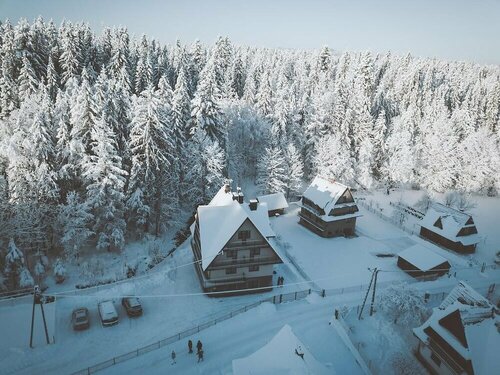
232,324,332,375
420,203,480,245
413,282,499,375
302,176,349,212
257,192,289,212
197,201,278,270
398,244,449,272
439,281,491,311
301,176,361,223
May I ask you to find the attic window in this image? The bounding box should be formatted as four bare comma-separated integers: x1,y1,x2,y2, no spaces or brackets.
238,230,251,241
434,218,443,229
465,217,474,225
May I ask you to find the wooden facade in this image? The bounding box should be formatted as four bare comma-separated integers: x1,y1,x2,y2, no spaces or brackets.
191,206,282,296
420,227,477,254
299,177,360,238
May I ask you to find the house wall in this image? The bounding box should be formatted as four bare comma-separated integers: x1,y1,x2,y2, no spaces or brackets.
417,342,462,375
299,208,356,237
397,257,450,278
420,227,476,254
192,219,280,294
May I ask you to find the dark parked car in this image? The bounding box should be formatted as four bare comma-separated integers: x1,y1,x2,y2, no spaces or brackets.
72,307,90,330
121,297,143,317
98,300,119,326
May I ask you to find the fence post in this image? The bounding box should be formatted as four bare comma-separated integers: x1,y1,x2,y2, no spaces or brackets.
273,295,276,304
308,288,311,295
294,291,297,300
279,294,283,304
322,289,325,297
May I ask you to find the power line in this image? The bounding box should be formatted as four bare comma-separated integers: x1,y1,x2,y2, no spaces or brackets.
47,262,498,299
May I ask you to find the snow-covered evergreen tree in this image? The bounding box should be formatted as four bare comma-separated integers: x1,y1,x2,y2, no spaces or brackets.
283,143,303,198
82,109,127,251
257,146,287,194
191,57,224,144
57,191,94,260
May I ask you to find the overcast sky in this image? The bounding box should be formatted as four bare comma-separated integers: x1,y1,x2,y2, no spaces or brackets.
1,0,500,64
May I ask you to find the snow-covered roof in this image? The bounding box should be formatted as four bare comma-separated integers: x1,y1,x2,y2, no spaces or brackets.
397,244,449,272
197,201,278,270
257,192,289,212
232,324,332,375
303,176,349,212
413,282,499,375
301,176,360,222
208,184,235,207
439,281,491,311
420,203,480,245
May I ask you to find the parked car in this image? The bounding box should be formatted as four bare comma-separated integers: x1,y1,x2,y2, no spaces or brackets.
98,300,119,326
121,297,143,317
72,307,90,330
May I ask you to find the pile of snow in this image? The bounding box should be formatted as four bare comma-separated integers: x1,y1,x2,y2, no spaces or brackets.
232,324,332,375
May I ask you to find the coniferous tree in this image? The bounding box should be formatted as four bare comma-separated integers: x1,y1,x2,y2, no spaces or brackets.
257,146,287,194
82,108,127,251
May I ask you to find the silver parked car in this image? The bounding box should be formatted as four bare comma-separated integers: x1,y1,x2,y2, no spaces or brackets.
98,300,119,327
72,307,90,330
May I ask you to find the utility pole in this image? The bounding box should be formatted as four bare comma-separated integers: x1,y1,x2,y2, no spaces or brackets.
29,285,50,348
358,269,375,320
369,268,379,316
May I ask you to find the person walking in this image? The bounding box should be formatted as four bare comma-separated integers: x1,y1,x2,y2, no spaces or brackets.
196,340,203,353
171,350,176,365
188,339,193,353
197,349,204,362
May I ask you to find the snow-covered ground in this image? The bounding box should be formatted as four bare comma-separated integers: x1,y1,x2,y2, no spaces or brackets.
0,241,305,375
101,299,364,375
1,188,499,375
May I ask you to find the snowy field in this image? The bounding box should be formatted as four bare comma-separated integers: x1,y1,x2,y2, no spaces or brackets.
272,205,417,290
101,299,364,375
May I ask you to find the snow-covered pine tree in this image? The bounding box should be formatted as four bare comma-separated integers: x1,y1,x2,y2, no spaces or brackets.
18,54,38,99
191,57,224,144
313,134,355,183
82,108,127,251
283,143,304,198
184,127,226,205
70,68,95,163
256,146,287,194
59,26,81,85
3,239,32,289
57,191,94,261
128,85,174,233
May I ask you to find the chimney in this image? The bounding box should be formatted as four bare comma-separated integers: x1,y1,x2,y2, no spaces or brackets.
224,183,231,193
249,199,258,211
237,187,244,204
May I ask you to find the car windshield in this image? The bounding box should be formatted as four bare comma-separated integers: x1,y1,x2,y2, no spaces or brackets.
76,315,87,322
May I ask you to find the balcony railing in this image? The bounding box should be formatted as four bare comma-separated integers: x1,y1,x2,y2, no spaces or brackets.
209,256,281,269
224,240,268,249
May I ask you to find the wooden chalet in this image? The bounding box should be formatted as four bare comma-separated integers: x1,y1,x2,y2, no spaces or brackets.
420,203,480,253
190,185,283,295
299,176,360,237
413,281,499,375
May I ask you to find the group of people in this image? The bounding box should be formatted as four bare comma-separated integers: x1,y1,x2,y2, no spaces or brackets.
277,276,285,286
171,340,204,365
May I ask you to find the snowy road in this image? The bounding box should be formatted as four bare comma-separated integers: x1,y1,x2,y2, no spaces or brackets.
102,298,365,375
